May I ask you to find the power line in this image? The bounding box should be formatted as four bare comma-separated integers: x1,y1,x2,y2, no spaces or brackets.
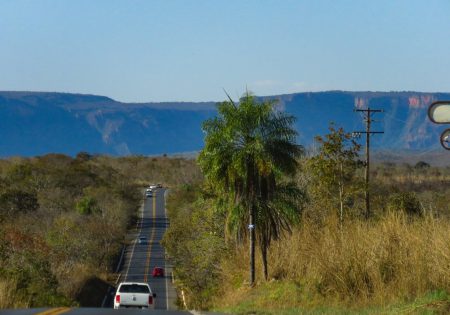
353,108,384,219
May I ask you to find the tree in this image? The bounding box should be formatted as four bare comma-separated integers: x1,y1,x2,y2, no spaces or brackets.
308,124,361,227
198,92,304,284
414,161,430,170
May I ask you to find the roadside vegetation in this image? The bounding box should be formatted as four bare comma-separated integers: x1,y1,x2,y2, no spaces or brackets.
0,153,199,308
163,94,450,313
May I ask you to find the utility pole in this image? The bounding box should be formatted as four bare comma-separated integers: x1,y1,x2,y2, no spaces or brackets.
353,108,384,219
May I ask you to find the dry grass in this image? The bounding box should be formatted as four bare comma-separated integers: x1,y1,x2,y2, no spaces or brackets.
218,213,450,311
0,278,28,309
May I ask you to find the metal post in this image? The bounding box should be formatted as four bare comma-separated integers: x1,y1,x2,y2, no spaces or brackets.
365,113,370,219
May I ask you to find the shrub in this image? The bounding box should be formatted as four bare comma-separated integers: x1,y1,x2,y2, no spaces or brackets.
76,196,100,215
387,192,422,216
414,161,430,169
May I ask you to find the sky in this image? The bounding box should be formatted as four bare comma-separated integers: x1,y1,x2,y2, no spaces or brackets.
1,0,450,102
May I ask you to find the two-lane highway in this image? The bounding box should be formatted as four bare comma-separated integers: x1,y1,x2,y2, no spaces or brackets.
119,187,173,309
104,187,178,310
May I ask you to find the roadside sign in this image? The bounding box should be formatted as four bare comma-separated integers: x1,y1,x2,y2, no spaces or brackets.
440,129,450,150
428,101,450,124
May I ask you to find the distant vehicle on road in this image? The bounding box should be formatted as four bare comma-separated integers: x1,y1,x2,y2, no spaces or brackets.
157,183,163,188
145,189,152,198
149,184,157,190
152,267,164,277
138,236,147,244
114,282,156,309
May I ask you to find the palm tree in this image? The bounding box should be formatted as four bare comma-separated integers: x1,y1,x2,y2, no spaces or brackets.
198,92,304,284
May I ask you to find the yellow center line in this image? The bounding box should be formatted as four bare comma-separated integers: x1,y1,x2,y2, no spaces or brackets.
144,191,157,282
34,307,72,315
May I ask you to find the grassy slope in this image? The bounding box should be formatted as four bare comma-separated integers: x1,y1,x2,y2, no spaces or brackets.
215,282,450,314
211,214,450,314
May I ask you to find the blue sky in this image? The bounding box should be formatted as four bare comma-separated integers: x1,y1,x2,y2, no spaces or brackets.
1,0,450,102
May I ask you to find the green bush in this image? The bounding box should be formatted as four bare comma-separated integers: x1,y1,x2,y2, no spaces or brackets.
387,192,422,216
76,196,100,215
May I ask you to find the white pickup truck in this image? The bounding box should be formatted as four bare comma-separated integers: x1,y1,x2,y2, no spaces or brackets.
114,282,156,309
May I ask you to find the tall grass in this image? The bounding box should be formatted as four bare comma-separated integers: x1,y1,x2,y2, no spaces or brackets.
0,279,26,309
219,213,450,308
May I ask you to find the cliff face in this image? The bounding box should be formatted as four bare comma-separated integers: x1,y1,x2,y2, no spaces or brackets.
274,91,450,150
0,91,449,157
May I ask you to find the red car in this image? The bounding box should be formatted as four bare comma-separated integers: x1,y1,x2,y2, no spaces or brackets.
152,267,164,277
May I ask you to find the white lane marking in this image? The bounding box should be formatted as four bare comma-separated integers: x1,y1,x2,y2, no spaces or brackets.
101,293,108,308
125,202,145,280
115,246,125,273
181,289,188,309
124,239,137,281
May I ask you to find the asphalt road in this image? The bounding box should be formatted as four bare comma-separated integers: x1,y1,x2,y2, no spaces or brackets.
103,187,179,310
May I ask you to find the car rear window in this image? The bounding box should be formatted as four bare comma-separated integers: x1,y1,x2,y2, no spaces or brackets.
119,284,150,293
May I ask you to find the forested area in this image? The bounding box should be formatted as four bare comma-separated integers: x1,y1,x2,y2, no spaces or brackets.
0,154,200,308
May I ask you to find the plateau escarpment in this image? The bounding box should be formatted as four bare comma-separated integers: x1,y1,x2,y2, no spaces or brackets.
1,91,449,157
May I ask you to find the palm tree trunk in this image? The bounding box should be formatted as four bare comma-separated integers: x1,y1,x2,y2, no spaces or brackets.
247,160,256,287
339,186,344,229
261,237,268,280
339,162,344,229
249,203,256,286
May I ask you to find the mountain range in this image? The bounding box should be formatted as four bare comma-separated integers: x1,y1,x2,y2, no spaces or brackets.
1,91,449,162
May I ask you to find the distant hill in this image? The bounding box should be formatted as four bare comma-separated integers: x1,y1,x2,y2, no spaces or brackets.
0,91,216,156
1,91,449,163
